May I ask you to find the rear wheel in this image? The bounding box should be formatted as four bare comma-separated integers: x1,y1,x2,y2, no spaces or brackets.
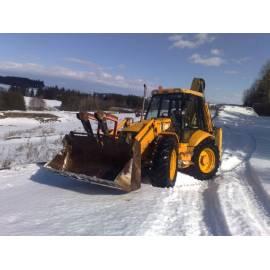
148,136,178,188
191,139,219,180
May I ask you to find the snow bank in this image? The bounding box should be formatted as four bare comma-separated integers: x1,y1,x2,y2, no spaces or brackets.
219,105,257,119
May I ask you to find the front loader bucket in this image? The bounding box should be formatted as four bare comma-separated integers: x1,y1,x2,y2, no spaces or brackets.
45,132,141,192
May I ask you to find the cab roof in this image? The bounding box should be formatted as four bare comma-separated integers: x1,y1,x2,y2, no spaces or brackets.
151,88,204,98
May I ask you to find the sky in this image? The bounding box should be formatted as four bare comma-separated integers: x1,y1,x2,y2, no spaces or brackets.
0,33,269,104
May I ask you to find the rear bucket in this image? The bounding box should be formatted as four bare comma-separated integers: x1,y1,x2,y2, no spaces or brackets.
45,132,141,192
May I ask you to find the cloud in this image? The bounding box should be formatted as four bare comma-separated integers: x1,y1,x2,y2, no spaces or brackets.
101,72,113,79
0,60,155,91
189,53,225,67
65,57,102,70
210,48,222,55
115,75,125,81
169,33,216,49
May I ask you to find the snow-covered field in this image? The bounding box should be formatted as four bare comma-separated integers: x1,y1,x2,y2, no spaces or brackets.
0,105,270,235
0,111,82,168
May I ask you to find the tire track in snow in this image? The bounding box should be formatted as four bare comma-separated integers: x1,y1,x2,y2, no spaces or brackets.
213,122,270,235
230,124,270,233
237,129,270,216
201,121,259,236
202,177,230,236
139,174,231,236
218,168,270,235
139,177,210,236
243,162,270,219
201,133,253,237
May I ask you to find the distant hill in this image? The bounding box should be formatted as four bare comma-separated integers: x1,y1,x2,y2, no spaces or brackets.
0,76,44,89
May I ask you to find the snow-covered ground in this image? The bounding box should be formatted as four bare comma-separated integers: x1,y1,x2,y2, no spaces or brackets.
0,106,270,235
0,111,81,168
0,111,133,168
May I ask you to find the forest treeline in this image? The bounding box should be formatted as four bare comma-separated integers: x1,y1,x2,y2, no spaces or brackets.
0,76,144,111
0,76,44,89
0,90,26,110
243,61,270,116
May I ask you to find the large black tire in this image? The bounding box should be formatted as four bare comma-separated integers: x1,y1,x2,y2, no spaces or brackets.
148,136,178,188
191,139,220,180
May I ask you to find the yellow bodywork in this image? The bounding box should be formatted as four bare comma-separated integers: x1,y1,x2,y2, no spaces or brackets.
215,127,223,157
169,149,177,181
118,85,222,172
119,97,221,171
189,129,214,147
123,118,179,155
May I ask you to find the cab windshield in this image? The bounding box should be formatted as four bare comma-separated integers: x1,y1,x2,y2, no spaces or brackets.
145,93,183,120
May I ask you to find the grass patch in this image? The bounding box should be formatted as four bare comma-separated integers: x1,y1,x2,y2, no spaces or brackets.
0,112,59,122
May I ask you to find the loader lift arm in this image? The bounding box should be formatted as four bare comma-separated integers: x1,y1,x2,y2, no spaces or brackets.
77,111,118,137
77,112,134,138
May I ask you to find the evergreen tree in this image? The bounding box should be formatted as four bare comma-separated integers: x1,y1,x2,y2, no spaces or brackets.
0,90,26,110
243,61,270,106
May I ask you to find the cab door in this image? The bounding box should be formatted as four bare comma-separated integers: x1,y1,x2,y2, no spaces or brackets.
181,95,207,142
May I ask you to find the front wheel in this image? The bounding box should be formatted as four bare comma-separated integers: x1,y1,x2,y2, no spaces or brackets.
148,136,178,188
191,139,220,180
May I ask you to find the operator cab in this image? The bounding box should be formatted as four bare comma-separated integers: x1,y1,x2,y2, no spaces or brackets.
145,91,207,141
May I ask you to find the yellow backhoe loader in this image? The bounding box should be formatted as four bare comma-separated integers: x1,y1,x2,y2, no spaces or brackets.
45,78,222,192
